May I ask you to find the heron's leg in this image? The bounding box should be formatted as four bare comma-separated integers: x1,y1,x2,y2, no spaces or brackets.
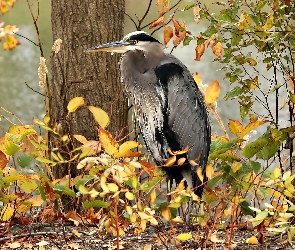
185,198,193,226
164,178,172,230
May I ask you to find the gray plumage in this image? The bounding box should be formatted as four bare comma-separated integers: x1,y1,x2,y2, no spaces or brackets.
87,31,211,197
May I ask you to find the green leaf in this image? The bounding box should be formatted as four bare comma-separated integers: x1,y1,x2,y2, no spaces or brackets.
17,153,34,168
183,36,193,46
4,141,20,156
250,161,261,174
124,176,141,190
183,3,195,11
225,86,243,100
239,201,254,216
36,157,56,165
240,101,253,121
256,0,267,11
82,200,108,210
141,176,163,194
242,138,268,158
54,184,76,197
256,141,280,160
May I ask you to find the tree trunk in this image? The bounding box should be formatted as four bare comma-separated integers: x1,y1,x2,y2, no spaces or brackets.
50,0,127,211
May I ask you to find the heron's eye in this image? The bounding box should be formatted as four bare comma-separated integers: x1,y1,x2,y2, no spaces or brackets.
133,40,139,44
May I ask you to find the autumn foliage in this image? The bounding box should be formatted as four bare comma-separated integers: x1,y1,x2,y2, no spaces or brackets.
2,0,295,248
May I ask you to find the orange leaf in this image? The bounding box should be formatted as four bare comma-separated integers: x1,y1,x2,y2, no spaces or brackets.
164,155,176,167
0,150,8,169
228,119,243,136
196,167,204,182
205,80,220,104
73,134,88,145
164,25,173,46
211,42,223,58
206,164,214,180
194,43,205,61
239,120,266,139
177,157,186,166
193,6,201,24
149,16,165,29
161,207,171,221
98,128,118,155
67,97,84,113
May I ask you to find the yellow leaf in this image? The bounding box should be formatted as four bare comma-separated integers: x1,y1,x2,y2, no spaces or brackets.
171,217,184,223
273,167,281,179
7,242,21,249
205,80,220,104
246,236,259,244
138,211,150,220
17,177,38,193
125,191,135,200
78,185,89,194
100,176,109,193
88,106,110,128
98,128,118,155
168,202,181,208
0,203,14,221
149,217,158,225
150,189,157,206
72,230,82,237
239,120,266,139
162,207,171,221
141,219,147,231
193,72,201,85
232,162,242,173
196,167,204,182
67,97,84,113
206,164,214,180
176,233,192,241
107,183,118,192
126,205,133,215
228,119,243,136
262,15,273,30
114,141,143,158
130,213,137,223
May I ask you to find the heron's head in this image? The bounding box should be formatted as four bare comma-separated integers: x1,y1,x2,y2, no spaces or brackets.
86,31,162,54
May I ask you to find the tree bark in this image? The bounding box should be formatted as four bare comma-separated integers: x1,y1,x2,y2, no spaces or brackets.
50,0,127,211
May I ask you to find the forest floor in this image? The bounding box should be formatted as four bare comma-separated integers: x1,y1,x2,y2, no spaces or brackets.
0,222,294,250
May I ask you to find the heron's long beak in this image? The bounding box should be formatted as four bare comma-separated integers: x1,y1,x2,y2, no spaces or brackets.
85,40,133,53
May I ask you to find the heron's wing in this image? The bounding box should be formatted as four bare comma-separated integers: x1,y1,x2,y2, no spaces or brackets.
155,62,211,194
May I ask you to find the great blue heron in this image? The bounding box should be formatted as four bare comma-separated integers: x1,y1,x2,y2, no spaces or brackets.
86,31,211,198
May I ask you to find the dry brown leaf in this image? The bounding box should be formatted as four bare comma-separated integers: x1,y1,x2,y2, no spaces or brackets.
211,42,223,58
286,71,294,90
164,25,173,46
195,43,205,61
149,16,165,29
